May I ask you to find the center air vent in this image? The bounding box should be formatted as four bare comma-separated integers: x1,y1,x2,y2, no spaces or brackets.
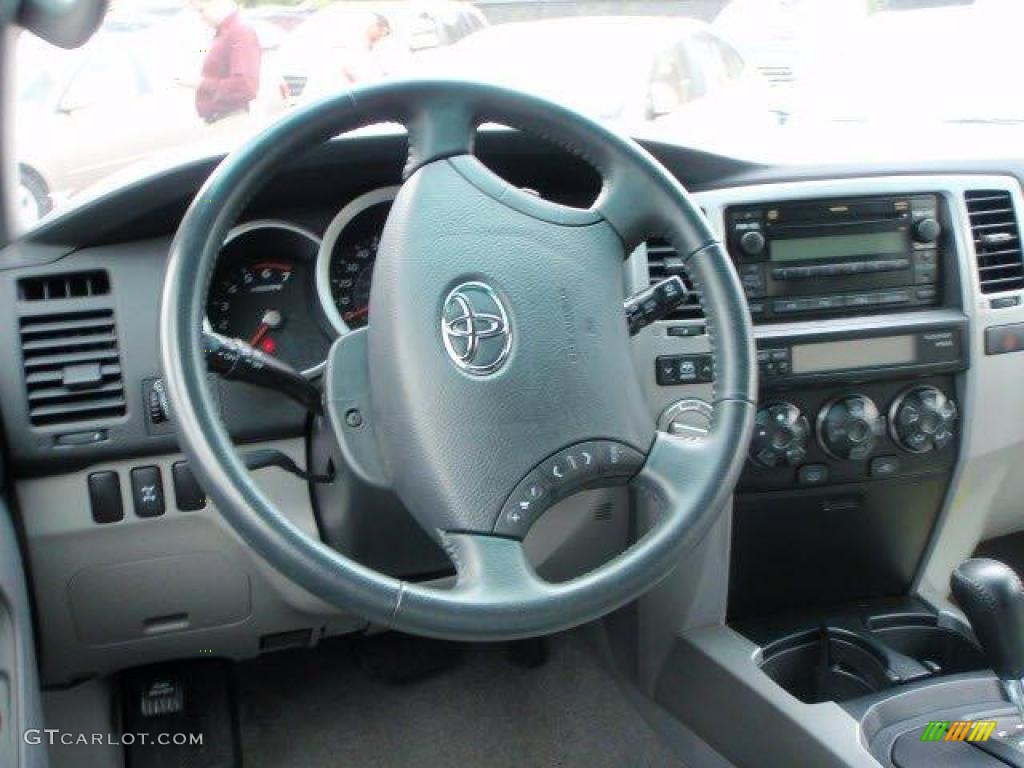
19,310,126,426
645,239,703,320
964,190,1024,294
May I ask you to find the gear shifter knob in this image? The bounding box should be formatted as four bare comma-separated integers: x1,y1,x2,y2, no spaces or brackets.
951,558,1024,717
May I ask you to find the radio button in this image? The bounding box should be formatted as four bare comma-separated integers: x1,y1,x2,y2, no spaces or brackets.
876,290,910,306
845,294,877,308
914,250,937,266
916,286,938,301
740,264,766,296
774,299,802,314
914,266,938,285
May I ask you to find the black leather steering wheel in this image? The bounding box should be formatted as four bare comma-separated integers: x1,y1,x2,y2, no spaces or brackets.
160,80,756,641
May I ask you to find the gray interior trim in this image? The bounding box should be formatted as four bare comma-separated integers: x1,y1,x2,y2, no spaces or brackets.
0,496,47,768
17,438,367,685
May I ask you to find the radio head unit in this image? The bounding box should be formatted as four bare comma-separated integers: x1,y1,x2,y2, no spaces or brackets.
726,194,943,323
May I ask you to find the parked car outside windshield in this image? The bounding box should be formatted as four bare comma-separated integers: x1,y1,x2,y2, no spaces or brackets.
13,0,1024,231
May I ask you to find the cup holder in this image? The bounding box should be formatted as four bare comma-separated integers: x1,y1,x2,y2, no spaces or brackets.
867,615,986,676
759,628,893,704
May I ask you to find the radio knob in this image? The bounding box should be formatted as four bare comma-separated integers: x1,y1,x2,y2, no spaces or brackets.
749,402,809,468
890,386,957,454
739,230,766,257
817,394,884,461
913,217,941,244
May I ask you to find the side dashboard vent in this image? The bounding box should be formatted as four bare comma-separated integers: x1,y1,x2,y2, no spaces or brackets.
965,190,1024,294
18,270,110,301
646,239,704,320
18,309,126,426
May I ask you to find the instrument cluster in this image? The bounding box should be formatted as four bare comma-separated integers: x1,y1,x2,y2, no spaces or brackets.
204,187,399,375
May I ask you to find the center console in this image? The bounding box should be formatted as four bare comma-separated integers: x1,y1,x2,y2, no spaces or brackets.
636,175,1024,767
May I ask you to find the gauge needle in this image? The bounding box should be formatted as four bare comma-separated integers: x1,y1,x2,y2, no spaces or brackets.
249,309,283,346
343,306,369,322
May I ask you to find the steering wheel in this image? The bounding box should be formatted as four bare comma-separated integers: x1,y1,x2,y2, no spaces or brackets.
160,80,756,641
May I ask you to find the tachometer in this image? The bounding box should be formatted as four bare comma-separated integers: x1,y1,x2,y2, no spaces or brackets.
206,222,332,374
317,187,399,333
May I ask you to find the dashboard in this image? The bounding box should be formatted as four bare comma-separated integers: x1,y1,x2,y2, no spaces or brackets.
4,131,1024,686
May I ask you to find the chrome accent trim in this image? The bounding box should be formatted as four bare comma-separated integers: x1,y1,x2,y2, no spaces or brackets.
441,281,512,376
315,186,401,335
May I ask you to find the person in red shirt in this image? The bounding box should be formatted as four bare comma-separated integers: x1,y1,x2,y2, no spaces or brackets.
190,0,261,124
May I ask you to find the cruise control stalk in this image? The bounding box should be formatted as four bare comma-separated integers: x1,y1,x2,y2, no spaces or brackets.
624,275,689,335
203,331,322,414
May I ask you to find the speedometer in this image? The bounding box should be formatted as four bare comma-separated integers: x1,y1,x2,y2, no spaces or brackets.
317,187,399,333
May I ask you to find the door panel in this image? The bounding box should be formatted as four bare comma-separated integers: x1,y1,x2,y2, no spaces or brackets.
0,493,47,767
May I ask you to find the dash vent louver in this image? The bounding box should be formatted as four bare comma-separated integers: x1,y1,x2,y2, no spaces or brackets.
645,239,704,320
18,270,110,301
19,309,126,426
965,190,1024,294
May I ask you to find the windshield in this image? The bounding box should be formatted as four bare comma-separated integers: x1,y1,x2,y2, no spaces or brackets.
12,0,1021,230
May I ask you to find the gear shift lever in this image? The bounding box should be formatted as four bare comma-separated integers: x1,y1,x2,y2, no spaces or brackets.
951,558,1024,720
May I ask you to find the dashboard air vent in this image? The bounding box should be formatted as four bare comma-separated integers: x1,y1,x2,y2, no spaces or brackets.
964,190,1024,294
18,271,110,301
18,309,126,426
646,239,704,320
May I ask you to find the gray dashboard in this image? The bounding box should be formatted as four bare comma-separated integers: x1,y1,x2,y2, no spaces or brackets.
3,131,1024,689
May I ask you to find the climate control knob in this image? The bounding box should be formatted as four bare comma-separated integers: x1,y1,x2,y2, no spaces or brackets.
817,394,884,461
749,402,810,468
889,386,957,453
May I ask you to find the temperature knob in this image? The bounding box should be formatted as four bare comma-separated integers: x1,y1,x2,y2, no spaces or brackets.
749,402,810,468
889,386,957,453
817,395,884,461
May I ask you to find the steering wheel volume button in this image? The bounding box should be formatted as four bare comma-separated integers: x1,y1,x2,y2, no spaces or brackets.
496,441,645,537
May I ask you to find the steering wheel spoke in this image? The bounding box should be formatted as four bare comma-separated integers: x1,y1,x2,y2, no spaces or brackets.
400,90,477,177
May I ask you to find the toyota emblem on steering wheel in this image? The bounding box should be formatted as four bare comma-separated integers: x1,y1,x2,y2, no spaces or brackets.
441,281,512,375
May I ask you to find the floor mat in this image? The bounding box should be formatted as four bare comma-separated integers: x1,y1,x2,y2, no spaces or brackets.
236,632,687,768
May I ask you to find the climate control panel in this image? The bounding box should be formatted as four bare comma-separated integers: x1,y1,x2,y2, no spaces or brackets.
738,377,959,492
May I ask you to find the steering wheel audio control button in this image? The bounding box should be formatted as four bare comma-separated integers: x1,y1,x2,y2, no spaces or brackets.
496,441,645,538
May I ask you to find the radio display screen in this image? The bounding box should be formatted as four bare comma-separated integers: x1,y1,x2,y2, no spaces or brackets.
771,231,904,263
791,335,915,374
